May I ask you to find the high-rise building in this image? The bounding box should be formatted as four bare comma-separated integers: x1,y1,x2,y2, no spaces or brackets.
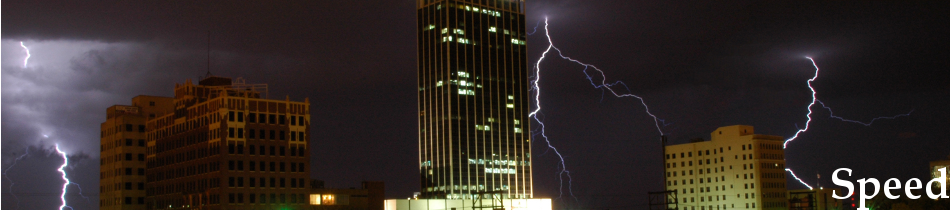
101,95,174,209
417,0,531,199
664,125,789,210
144,76,311,210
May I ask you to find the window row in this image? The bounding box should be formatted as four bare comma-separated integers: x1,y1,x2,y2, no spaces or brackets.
227,177,308,189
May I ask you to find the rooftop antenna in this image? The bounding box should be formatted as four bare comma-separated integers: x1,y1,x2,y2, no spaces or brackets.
206,30,212,77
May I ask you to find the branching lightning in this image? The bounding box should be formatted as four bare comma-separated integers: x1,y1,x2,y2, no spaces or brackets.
783,57,912,189
20,41,31,68
530,17,667,200
55,144,74,210
3,148,31,210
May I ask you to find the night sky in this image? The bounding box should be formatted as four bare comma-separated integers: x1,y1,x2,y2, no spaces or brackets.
3,1,950,209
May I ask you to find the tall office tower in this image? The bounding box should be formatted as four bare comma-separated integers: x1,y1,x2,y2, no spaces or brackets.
101,96,174,209
664,125,789,210
145,76,311,210
417,0,532,199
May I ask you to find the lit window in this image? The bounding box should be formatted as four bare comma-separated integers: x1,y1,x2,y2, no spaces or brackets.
436,81,443,87
310,194,321,205
487,118,495,122
457,71,470,78
506,103,515,108
475,125,490,131
427,24,435,30
441,28,448,34
504,29,510,35
489,27,497,33
514,120,520,125
508,95,514,100
514,127,522,133
455,29,464,35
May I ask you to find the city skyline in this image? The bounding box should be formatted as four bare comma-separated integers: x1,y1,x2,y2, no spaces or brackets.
3,1,950,210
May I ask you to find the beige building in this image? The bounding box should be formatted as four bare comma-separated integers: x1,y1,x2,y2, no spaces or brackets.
100,95,174,209
664,125,788,210
932,155,950,192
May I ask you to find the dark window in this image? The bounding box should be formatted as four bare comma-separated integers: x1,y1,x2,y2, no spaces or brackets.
238,177,244,187
138,168,145,175
228,193,235,203
299,146,305,156
280,147,285,156
250,193,256,203
228,128,235,138
280,131,285,140
279,115,285,124
249,129,256,138
138,154,145,161
228,143,235,154
291,178,297,188
237,193,244,203
126,139,133,146
250,178,256,187
290,146,297,156
260,162,265,171
299,163,305,172
291,131,297,141
250,161,256,171
138,125,146,132
138,139,145,146
125,197,132,204
125,182,132,190
229,161,235,170
291,162,297,172
125,124,133,131
279,162,285,172
125,153,132,160
228,111,235,122
138,182,144,190
299,132,305,142
249,113,256,123
138,197,145,204
149,101,155,106
237,128,244,138
237,144,244,154
237,112,244,122
270,178,276,187
260,130,266,139
229,177,235,187
237,161,244,170
269,130,275,139
270,146,275,155
270,162,275,172
280,178,285,187
291,116,296,125
249,145,255,155
259,146,266,155
269,114,276,124
299,116,305,125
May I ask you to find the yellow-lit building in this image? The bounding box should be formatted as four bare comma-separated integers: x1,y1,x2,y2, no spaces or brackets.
100,95,174,209
932,155,950,192
664,125,788,210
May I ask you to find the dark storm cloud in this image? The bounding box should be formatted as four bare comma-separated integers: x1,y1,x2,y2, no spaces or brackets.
3,1,950,209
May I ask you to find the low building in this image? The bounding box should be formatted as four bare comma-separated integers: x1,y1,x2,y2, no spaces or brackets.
787,188,845,210
932,155,950,192
309,181,385,210
664,125,788,210
383,198,551,210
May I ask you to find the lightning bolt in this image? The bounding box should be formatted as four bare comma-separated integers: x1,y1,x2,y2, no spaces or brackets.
530,17,667,200
785,168,813,190
3,148,31,210
20,41,31,68
55,144,74,210
783,57,912,189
